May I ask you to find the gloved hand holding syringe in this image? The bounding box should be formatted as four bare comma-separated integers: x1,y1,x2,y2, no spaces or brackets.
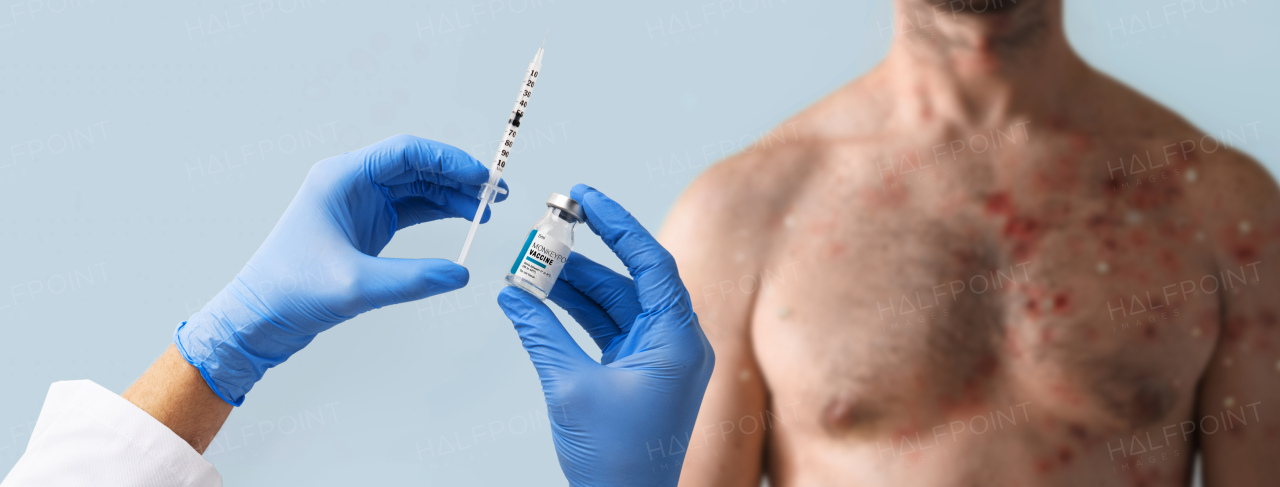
457,39,545,265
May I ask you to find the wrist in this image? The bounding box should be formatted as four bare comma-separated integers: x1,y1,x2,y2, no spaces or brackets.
122,345,234,452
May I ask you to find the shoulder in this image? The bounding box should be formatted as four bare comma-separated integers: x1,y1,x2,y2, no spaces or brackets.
660,125,821,251
1198,146,1279,219
1177,133,1280,270
660,75,893,243
1084,67,1278,220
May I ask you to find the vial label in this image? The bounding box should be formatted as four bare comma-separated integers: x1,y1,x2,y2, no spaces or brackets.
510,229,571,292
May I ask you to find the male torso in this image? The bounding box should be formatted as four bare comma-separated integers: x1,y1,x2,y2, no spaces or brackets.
743,85,1239,486
660,3,1280,486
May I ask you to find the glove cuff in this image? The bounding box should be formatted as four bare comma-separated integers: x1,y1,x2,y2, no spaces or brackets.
174,279,314,406
173,321,245,406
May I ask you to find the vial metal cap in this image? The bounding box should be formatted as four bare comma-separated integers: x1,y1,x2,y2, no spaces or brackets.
547,193,585,222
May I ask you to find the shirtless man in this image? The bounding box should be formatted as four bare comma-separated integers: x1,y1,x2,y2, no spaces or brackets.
660,0,1280,485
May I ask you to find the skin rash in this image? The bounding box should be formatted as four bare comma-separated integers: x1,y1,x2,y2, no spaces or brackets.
661,0,1280,486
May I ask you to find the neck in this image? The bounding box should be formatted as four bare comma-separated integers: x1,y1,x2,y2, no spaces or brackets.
881,0,1086,126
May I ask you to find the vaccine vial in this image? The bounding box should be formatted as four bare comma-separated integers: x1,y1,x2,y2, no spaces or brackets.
506,193,584,299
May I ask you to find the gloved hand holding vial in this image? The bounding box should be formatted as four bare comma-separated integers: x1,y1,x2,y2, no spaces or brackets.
498,184,716,487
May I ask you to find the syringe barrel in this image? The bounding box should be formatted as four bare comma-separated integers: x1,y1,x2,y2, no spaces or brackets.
486,56,541,182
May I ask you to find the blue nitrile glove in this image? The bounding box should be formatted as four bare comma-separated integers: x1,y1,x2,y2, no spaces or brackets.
497,184,715,487
176,134,507,406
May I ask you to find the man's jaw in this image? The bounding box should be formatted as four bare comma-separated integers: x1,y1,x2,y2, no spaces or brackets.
892,0,1059,61
928,0,1032,16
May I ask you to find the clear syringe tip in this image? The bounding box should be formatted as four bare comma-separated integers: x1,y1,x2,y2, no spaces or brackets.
456,181,506,265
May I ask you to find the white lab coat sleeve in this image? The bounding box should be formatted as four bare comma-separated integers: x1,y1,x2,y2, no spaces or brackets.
0,380,221,487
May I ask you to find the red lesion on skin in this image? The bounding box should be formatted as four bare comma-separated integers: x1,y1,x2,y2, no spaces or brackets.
1067,423,1089,441
985,190,1048,261
1033,446,1076,475
1088,217,1120,253
1231,244,1258,263
1087,213,1110,230
826,242,848,257
1003,216,1043,260
984,192,1012,215
1057,447,1075,465
1140,322,1159,341
1223,243,1254,262
1102,177,1123,196
1052,292,1071,314
1024,288,1043,320
1219,222,1261,264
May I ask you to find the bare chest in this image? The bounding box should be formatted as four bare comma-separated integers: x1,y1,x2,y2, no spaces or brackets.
750,135,1235,439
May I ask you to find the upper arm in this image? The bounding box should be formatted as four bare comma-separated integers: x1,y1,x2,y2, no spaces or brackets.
660,158,779,487
1196,152,1280,486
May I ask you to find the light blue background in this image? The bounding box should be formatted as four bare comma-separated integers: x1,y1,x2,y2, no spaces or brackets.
1,0,1275,485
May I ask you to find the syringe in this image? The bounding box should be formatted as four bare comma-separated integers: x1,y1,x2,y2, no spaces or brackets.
456,41,544,265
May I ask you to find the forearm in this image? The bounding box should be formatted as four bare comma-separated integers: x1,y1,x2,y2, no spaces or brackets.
122,344,233,454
